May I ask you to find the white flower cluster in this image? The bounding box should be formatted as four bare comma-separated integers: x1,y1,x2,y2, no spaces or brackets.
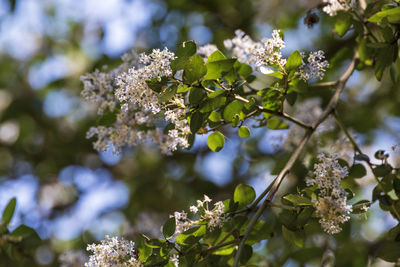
254,29,286,67
82,48,191,154
322,0,353,16
298,51,329,82
223,29,286,69
197,44,218,59
171,195,228,238
306,153,352,234
85,235,143,267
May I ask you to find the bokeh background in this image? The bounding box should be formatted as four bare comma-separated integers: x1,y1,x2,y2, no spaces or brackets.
0,0,400,266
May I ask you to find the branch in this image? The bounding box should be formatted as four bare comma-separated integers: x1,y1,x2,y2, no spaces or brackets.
233,52,359,267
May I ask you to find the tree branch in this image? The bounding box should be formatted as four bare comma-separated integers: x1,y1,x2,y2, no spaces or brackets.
233,52,359,267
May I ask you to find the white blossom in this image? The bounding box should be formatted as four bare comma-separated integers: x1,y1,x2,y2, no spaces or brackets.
298,50,329,82
224,29,260,66
254,29,286,67
170,254,179,267
197,44,218,58
307,153,352,234
85,235,142,267
322,0,354,16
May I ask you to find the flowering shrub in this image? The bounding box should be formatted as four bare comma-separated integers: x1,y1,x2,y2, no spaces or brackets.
1,0,400,266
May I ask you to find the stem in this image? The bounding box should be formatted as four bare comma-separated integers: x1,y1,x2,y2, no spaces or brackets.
333,111,400,221
233,52,359,267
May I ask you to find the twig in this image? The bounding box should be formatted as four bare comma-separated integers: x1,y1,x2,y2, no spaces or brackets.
233,52,359,267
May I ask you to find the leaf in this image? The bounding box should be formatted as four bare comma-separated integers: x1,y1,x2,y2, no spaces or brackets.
189,87,206,105
136,235,152,262
200,97,226,113
348,164,367,178
2,197,16,226
282,225,304,248
354,153,370,162
171,41,197,71
368,6,400,24
238,126,250,138
207,90,225,98
207,132,225,152
208,111,222,122
158,86,177,103
184,54,207,84
267,117,289,129
373,165,392,177
11,225,39,240
206,50,226,63
377,241,400,262
176,226,205,246
375,46,395,81
223,100,243,122
282,194,312,206
204,59,237,80
286,50,302,71
190,111,203,134
239,245,253,264
335,12,352,37
162,217,176,238
234,184,256,207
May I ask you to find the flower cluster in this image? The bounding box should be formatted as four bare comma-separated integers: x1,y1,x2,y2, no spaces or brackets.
82,48,190,154
298,50,329,82
322,0,353,16
197,44,218,59
85,235,142,267
170,254,179,267
306,153,352,234
223,29,286,69
171,195,228,238
254,29,286,67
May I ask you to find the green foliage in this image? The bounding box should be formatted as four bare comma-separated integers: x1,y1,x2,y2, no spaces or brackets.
286,50,302,71
238,126,250,138
1,198,16,226
207,131,225,152
233,184,256,207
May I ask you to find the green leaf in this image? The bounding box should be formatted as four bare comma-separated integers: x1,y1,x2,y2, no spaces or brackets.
377,241,400,262
189,87,206,105
2,197,16,226
335,12,352,37
207,131,225,152
282,194,312,206
184,54,207,84
208,111,222,122
375,46,395,81
267,117,289,129
206,50,226,63
204,59,237,80
368,7,400,24
158,86,177,103
286,50,302,71
239,245,253,264
146,238,166,248
373,164,392,177
289,78,308,93
176,226,205,246
282,225,304,248
234,184,256,207
238,126,250,138
200,97,226,113
171,41,197,71
190,111,203,134
162,217,176,238
237,63,253,77
146,77,169,93
354,153,370,162
177,84,191,93
207,90,225,98
349,164,367,178
223,100,243,122
136,235,152,262
11,225,39,240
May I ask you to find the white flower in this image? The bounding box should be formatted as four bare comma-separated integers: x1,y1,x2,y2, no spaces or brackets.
85,235,142,267
307,153,352,234
254,29,286,67
189,205,198,213
170,254,179,267
322,0,353,16
197,44,218,58
298,50,329,82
